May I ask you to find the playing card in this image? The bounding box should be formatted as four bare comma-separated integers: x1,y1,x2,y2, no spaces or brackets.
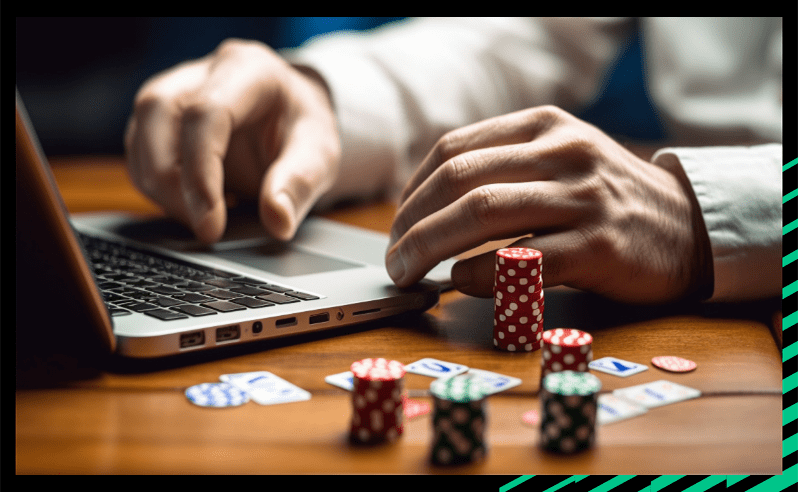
597,394,648,424
589,356,649,377
404,358,469,378
612,380,701,409
324,371,354,391
220,371,311,405
462,368,522,395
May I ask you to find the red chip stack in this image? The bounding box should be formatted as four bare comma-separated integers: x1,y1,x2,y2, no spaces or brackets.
493,247,544,352
349,358,405,444
540,328,593,379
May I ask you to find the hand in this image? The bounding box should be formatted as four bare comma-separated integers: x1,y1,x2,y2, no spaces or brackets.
125,39,340,244
386,106,711,304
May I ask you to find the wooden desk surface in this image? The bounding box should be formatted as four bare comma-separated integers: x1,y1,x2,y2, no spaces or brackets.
16,156,783,476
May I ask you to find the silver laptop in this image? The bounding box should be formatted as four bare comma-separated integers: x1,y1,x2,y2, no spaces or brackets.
16,88,449,366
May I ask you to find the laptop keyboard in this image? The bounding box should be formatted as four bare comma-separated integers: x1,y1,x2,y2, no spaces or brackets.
78,233,320,321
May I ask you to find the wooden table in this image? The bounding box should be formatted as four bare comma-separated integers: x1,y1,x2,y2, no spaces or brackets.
16,156,784,477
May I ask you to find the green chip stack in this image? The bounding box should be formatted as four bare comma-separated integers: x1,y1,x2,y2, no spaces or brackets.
539,370,600,453
429,375,489,465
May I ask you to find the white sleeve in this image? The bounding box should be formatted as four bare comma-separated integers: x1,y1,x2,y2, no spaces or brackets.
652,144,782,302
281,17,630,207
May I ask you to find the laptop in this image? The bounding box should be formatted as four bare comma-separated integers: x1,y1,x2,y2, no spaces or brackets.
16,88,450,374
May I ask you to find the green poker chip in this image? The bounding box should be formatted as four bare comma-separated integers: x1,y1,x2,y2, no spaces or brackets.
430,374,489,403
542,370,601,396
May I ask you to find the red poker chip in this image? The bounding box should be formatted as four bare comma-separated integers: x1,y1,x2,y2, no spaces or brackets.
493,337,542,352
651,356,697,373
496,247,543,263
521,409,540,427
542,328,592,347
494,278,543,295
351,358,405,381
402,395,431,419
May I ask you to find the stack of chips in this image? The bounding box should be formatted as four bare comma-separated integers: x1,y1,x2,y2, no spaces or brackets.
493,247,544,352
539,370,600,453
349,358,405,444
541,328,593,380
429,375,489,465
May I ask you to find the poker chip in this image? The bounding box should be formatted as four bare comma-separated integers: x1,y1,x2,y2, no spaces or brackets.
429,375,488,465
521,409,540,427
541,328,593,379
493,247,544,352
539,371,600,453
185,382,250,408
349,358,405,444
403,395,431,420
651,356,697,373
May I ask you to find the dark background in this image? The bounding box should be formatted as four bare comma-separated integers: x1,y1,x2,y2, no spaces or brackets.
16,17,664,157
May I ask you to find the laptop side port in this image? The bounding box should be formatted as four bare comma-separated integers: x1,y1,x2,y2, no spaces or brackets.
216,325,240,343
309,312,330,325
180,331,205,349
275,317,297,328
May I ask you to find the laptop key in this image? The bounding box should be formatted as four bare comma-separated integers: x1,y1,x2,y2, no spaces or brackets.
262,284,292,293
151,296,185,307
110,308,132,316
203,278,244,289
124,301,160,312
205,289,242,300
172,293,215,303
257,293,300,304
144,308,190,320
202,300,247,312
228,286,268,296
231,297,274,308
171,304,218,317
148,285,183,295
285,291,320,301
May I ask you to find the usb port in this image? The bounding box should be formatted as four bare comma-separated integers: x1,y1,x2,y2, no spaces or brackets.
215,325,240,343
309,313,329,325
180,331,205,349
275,317,297,328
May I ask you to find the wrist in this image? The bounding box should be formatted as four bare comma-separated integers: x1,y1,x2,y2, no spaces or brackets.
651,152,714,301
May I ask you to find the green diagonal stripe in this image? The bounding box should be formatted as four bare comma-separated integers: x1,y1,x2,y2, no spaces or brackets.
541,476,589,492
785,280,798,299
786,189,798,203
746,464,797,492
786,373,798,393
650,475,685,492
786,219,798,236
681,476,725,492
786,312,798,331
785,157,798,171
785,403,798,426
785,433,797,458
785,250,798,267
727,476,749,487
500,475,534,492
785,342,797,362
588,475,636,492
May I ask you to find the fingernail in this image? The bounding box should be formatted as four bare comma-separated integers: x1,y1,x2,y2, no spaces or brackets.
386,249,406,284
272,192,297,240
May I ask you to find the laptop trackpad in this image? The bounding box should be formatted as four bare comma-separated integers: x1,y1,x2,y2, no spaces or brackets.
213,242,362,277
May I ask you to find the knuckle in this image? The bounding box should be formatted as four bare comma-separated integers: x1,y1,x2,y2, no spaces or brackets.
433,129,464,165
439,154,476,195
466,186,502,227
